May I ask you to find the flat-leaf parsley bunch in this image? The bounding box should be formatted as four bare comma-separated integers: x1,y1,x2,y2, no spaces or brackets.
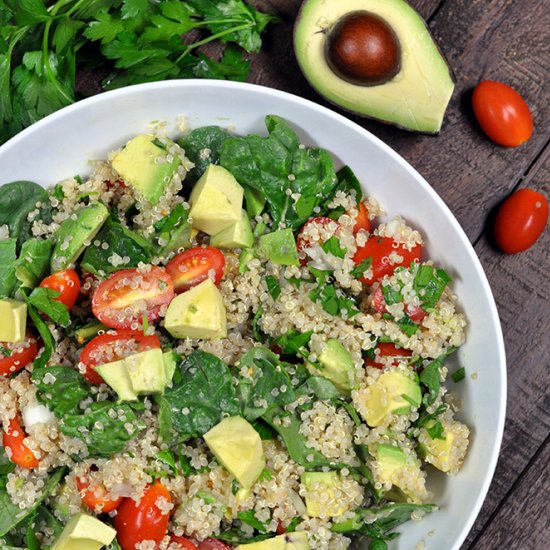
0,0,280,143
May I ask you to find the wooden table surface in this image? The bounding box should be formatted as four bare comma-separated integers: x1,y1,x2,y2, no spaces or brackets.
80,1,549,548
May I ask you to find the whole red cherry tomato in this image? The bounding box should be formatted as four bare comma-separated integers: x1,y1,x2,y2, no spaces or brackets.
39,269,81,310
170,535,199,549
0,332,39,377
166,246,225,294
114,482,171,550
472,81,533,147
366,342,413,369
494,188,548,253
2,418,39,469
76,476,123,514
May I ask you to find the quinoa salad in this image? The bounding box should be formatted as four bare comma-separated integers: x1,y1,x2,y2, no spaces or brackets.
0,115,469,550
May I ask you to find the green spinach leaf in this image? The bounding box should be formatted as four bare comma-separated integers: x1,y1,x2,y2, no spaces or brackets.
0,238,17,297
333,165,363,205
13,238,52,293
27,287,70,326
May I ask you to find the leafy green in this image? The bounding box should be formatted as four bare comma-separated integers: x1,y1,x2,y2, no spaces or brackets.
81,217,153,276
0,239,17,298
350,257,372,278
27,287,70,326
32,365,91,416
452,367,465,383
420,356,445,405
152,203,192,254
0,446,16,477
23,299,55,369
14,239,52,293
60,402,145,457
321,236,346,258
274,330,313,356
265,275,281,300
412,264,451,310
220,115,338,230
309,284,360,319
237,510,268,532
156,350,240,440
333,165,363,205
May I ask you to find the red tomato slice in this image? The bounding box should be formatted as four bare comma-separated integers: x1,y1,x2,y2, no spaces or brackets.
166,247,225,294
80,330,161,385
366,342,413,369
495,188,548,254
296,217,341,266
76,476,123,514
372,285,426,323
170,536,199,550
353,236,421,284
0,332,39,377
92,267,174,329
351,202,371,234
2,418,39,469
197,540,231,550
114,482,171,550
39,269,81,311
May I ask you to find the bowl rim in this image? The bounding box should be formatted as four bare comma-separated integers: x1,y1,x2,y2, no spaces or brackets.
0,79,507,549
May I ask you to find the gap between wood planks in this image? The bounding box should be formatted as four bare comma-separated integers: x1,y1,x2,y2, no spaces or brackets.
465,430,550,549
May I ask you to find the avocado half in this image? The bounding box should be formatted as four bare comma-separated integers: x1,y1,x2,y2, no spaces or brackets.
294,0,455,133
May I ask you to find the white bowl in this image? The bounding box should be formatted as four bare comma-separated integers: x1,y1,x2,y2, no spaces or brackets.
0,80,506,550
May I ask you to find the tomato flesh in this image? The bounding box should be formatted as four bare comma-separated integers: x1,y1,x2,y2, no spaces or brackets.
80,329,161,385
170,536,199,550
472,80,533,147
2,418,39,469
197,540,231,550
76,476,123,514
366,342,413,369
351,202,371,234
296,217,341,266
0,332,39,377
39,269,81,311
166,247,225,294
114,481,171,550
92,267,174,329
353,236,422,284
495,188,548,254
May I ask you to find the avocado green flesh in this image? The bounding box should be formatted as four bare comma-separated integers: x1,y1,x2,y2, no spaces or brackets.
294,0,455,133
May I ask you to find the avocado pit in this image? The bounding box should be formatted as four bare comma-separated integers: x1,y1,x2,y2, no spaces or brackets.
326,11,401,86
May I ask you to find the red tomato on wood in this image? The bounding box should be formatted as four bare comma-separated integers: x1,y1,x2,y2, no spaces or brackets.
366,342,413,369
76,476,123,514
40,269,81,310
114,482,171,550
170,536,199,549
92,267,174,329
79,329,161,385
166,247,225,293
2,418,39,469
0,332,38,377
353,236,421,284
472,81,533,147
495,188,548,253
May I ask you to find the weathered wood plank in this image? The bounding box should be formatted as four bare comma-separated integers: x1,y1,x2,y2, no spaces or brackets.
468,435,550,549
463,151,550,547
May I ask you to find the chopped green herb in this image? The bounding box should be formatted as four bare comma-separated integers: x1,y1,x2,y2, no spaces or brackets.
265,275,281,300
309,284,360,319
350,258,372,278
321,236,346,258
151,137,167,150
452,367,465,383
425,420,446,440
0,346,12,358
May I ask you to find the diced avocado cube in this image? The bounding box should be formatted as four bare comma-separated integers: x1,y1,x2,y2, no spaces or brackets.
112,134,181,205
210,209,253,249
236,531,309,549
95,358,137,403
371,443,427,503
51,203,109,272
358,369,421,427
243,186,266,219
188,164,244,235
0,299,26,343
125,348,166,395
308,339,356,394
256,229,299,266
51,513,116,550
418,418,470,474
301,471,349,518
164,279,227,340
204,416,265,489
163,350,179,384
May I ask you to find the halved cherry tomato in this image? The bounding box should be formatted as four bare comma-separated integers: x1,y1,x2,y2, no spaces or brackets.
166,247,225,294
0,332,39,377
296,216,341,266
276,521,286,535
76,476,123,514
197,540,231,550
39,269,81,311
353,236,422,284
170,536,199,550
351,202,371,234
495,188,548,254
366,342,413,369
372,286,426,323
472,81,533,147
2,418,39,469
92,267,174,329
80,329,161,385
114,481,171,550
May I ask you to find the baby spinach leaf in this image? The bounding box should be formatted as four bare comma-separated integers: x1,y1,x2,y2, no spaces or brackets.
81,217,153,276
23,299,55,369
0,446,15,477
0,238,17,297
274,330,313,355
220,115,338,230
27,287,70,326
13,238,52,293
236,347,296,421
157,350,240,440
334,165,363,205
60,402,145,457
152,204,192,254
32,365,91,416
296,376,340,400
